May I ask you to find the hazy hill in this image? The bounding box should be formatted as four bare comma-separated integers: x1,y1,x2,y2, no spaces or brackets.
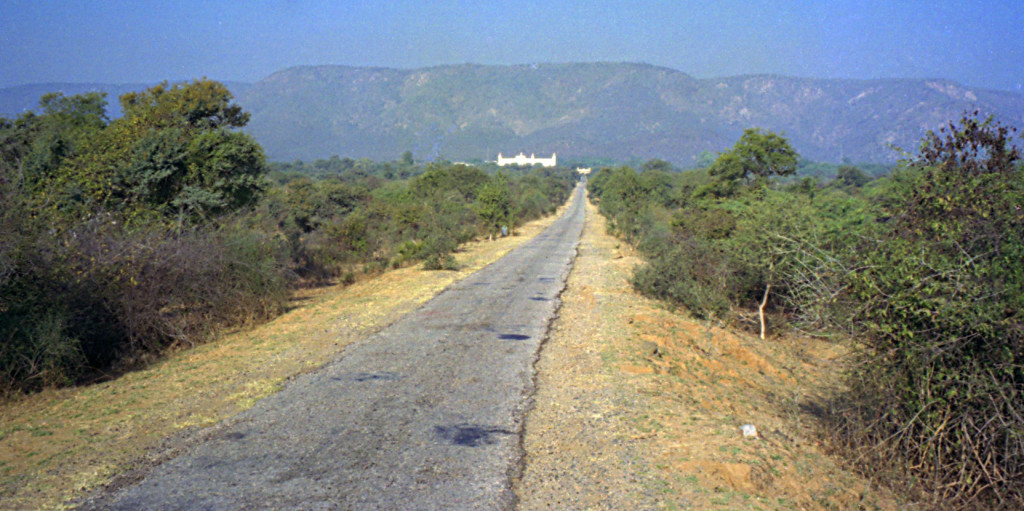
4,63,1023,164
235,63,1024,164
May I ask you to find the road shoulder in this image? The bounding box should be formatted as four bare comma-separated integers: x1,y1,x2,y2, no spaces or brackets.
515,197,900,510
0,199,572,511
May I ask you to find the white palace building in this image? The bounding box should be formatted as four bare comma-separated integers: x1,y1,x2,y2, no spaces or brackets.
496,152,557,167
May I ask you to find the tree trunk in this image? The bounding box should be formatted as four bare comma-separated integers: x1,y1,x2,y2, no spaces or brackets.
759,282,771,340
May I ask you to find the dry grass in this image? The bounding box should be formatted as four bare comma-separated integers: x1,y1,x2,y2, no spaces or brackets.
0,197,573,510
517,197,902,510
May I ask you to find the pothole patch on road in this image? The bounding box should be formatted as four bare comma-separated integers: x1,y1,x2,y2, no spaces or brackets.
434,424,515,447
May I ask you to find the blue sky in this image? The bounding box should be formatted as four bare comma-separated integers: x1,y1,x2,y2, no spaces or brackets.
1,0,1021,91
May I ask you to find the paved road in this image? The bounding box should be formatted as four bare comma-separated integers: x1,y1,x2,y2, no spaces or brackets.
82,183,586,510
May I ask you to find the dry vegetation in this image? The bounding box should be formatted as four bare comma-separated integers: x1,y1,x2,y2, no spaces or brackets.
587,116,1024,508
0,202,569,510
516,198,900,509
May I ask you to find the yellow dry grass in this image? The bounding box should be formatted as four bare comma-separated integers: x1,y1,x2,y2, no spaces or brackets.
0,198,573,510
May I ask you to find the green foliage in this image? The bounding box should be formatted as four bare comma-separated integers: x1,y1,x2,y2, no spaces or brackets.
268,154,421,182
835,165,872,187
254,161,573,282
0,83,276,394
591,144,864,331
694,150,716,169
414,163,489,201
0,92,109,210
797,158,892,184
179,129,267,215
0,84,577,398
400,150,415,167
120,79,249,130
830,113,1024,506
696,128,797,198
422,253,458,271
641,158,674,173
115,80,267,221
591,115,1024,507
589,165,680,243
631,237,733,319
49,79,269,223
0,80,267,229
474,175,513,237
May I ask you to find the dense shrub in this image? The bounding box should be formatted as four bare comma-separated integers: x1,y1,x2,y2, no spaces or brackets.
1,86,576,394
631,238,733,319
828,114,1024,507
422,253,458,271
0,216,290,391
1,82,279,393
592,118,1024,507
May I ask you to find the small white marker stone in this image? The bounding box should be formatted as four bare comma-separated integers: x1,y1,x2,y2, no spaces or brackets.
741,424,758,438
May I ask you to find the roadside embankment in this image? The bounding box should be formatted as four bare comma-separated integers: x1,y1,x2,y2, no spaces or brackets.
515,197,900,510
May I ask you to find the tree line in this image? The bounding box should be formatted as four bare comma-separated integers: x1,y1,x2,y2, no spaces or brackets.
588,118,1023,508
0,80,576,394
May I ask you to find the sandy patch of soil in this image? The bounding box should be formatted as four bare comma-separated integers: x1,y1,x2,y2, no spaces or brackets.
0,200,572,510
515,197,901,510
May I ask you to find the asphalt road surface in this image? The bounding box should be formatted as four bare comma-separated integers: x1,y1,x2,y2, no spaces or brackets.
82,183,586,510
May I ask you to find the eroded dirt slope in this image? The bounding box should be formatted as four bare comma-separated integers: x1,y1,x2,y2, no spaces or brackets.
515,197,900,510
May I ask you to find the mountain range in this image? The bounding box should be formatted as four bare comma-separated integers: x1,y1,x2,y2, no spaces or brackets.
4,63,1024,165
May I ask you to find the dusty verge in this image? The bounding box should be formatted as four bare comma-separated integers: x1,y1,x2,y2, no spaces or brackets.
0,198,573,511
514,197,901,510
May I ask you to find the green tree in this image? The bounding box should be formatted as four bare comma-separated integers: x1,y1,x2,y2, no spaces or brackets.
178,129,266,217
120,79,249,130
414,163,488,201
78,79,267,221
697,128,798,197
835,165,871,187
18,92,108,191
637,169,675,207
695,150,716,169
120,127,189,208
400,150,414,167
474,176,513,239
641,158,673,173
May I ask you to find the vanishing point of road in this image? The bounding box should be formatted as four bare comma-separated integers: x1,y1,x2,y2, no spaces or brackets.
83,183,587,510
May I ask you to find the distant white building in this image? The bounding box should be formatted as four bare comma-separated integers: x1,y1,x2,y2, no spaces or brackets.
576,167,592,175
496,152,557,167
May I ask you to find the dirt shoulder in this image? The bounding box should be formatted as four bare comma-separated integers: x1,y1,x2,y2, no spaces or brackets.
0,201,572,511
514,197,901,510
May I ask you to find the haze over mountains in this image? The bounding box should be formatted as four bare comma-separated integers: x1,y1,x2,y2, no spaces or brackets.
4,62,1024,165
